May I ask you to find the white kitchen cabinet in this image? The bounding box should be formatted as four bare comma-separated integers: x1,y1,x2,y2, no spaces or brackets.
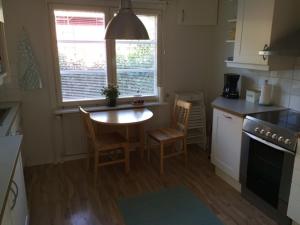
1,153,29,225
211,108,243,181
226,0,300,71
11,154,28,225
288,149,300,224
0,0,4,23
177,0,218,26
9,112,21,136
0,0,9,85
1,191,14,225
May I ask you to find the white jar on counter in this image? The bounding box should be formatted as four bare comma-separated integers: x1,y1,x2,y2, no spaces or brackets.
259,80,272,106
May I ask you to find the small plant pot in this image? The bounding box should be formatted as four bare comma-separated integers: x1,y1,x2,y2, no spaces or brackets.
107,98,117,107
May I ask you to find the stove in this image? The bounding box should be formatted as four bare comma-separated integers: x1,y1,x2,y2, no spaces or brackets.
241,109,300,225
243,109,300,153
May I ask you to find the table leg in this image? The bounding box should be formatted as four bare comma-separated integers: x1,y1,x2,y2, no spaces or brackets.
139,123,145,159
125,126,130,141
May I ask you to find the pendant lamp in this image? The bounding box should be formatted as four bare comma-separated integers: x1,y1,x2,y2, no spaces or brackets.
105,0,149,40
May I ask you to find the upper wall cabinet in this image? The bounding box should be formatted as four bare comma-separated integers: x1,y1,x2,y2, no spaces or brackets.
0,0,4,23
177,0,218,26
226,0,300,71
0,0,10,85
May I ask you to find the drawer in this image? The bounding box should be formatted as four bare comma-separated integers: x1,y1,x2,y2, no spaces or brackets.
214,108,243,125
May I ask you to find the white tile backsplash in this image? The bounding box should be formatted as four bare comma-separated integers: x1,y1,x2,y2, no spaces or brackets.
290,95,300,111
236,67,300,111
271,70,293,79
291,80,300,96
293,70,300,81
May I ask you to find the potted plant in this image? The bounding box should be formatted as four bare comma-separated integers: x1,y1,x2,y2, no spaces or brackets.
101,84,120,107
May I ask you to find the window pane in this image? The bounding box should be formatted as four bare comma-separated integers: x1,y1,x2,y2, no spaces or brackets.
116,15,158,97
54,10,107,102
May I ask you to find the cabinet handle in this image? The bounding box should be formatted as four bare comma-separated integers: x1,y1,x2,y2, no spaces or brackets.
262,44,269,61
10,180,18,210
181,9,185,23
223,114,232,119
9,187,16,210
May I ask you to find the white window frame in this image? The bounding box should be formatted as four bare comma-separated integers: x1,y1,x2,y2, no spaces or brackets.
49,3,163,107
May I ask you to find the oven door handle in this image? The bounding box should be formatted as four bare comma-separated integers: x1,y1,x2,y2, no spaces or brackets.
244,132,295,155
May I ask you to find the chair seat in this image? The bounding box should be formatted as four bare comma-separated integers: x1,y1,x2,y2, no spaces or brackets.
96,132,128,151
148,128,184,143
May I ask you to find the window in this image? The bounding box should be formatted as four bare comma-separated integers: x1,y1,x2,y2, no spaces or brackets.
54,10,108,102
116,15,157,97
52,7,160,104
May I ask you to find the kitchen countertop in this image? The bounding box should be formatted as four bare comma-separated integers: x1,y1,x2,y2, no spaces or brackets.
212,97,286,116
0,135,23,221
0,102,20,136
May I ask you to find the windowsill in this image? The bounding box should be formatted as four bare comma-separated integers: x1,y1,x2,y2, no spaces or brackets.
54,101,168,115
58,95,159,107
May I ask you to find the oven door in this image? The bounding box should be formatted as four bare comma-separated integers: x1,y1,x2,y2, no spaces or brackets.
240,131,294,224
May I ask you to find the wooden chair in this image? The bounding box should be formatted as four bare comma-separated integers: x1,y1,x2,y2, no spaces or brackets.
147,99,192,175
79,107,130,184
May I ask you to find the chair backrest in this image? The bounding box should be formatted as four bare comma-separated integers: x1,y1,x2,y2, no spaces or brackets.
79,107,97,145
171,99,192,135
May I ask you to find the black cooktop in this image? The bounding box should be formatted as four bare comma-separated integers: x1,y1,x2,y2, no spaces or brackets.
250,109,300,133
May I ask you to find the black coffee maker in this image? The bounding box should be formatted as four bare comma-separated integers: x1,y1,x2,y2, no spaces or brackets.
222,73,240,99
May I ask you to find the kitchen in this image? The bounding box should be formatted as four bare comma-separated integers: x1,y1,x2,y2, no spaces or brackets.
1,0,300,225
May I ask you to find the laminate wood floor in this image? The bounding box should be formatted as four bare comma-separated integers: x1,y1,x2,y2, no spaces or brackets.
25,146,277,225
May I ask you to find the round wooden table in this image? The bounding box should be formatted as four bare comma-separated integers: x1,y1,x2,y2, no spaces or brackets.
90,108,153,158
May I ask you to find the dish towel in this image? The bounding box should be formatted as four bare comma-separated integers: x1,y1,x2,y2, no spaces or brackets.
17,28,42,90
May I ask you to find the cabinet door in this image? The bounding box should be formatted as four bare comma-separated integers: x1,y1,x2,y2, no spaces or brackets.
0,0,4,23
10,154,28,225
211,109,243,180
1,190,14,225
288,183,300,224
288,155,300,224
177,0,218,25
234,0,274,65
9,112,21,136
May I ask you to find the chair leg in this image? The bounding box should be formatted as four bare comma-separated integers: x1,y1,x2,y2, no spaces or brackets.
94,152,99,186
183,138,188,165
160,143,164,175
147,135,151,161
139,124,145,159
124,145,130,174
86,154,90,171
86,142,91,171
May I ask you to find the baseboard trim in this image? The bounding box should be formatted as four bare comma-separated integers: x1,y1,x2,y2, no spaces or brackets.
215,167,241,192
62,153,88,162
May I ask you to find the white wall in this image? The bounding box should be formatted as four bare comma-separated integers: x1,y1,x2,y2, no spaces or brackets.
0,0,57,166
0,0,217,166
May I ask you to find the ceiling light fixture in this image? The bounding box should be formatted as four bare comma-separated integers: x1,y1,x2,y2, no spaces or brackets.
105,0,149,40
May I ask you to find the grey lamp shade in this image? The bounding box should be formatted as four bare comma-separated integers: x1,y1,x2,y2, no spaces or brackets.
105,8,149,40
